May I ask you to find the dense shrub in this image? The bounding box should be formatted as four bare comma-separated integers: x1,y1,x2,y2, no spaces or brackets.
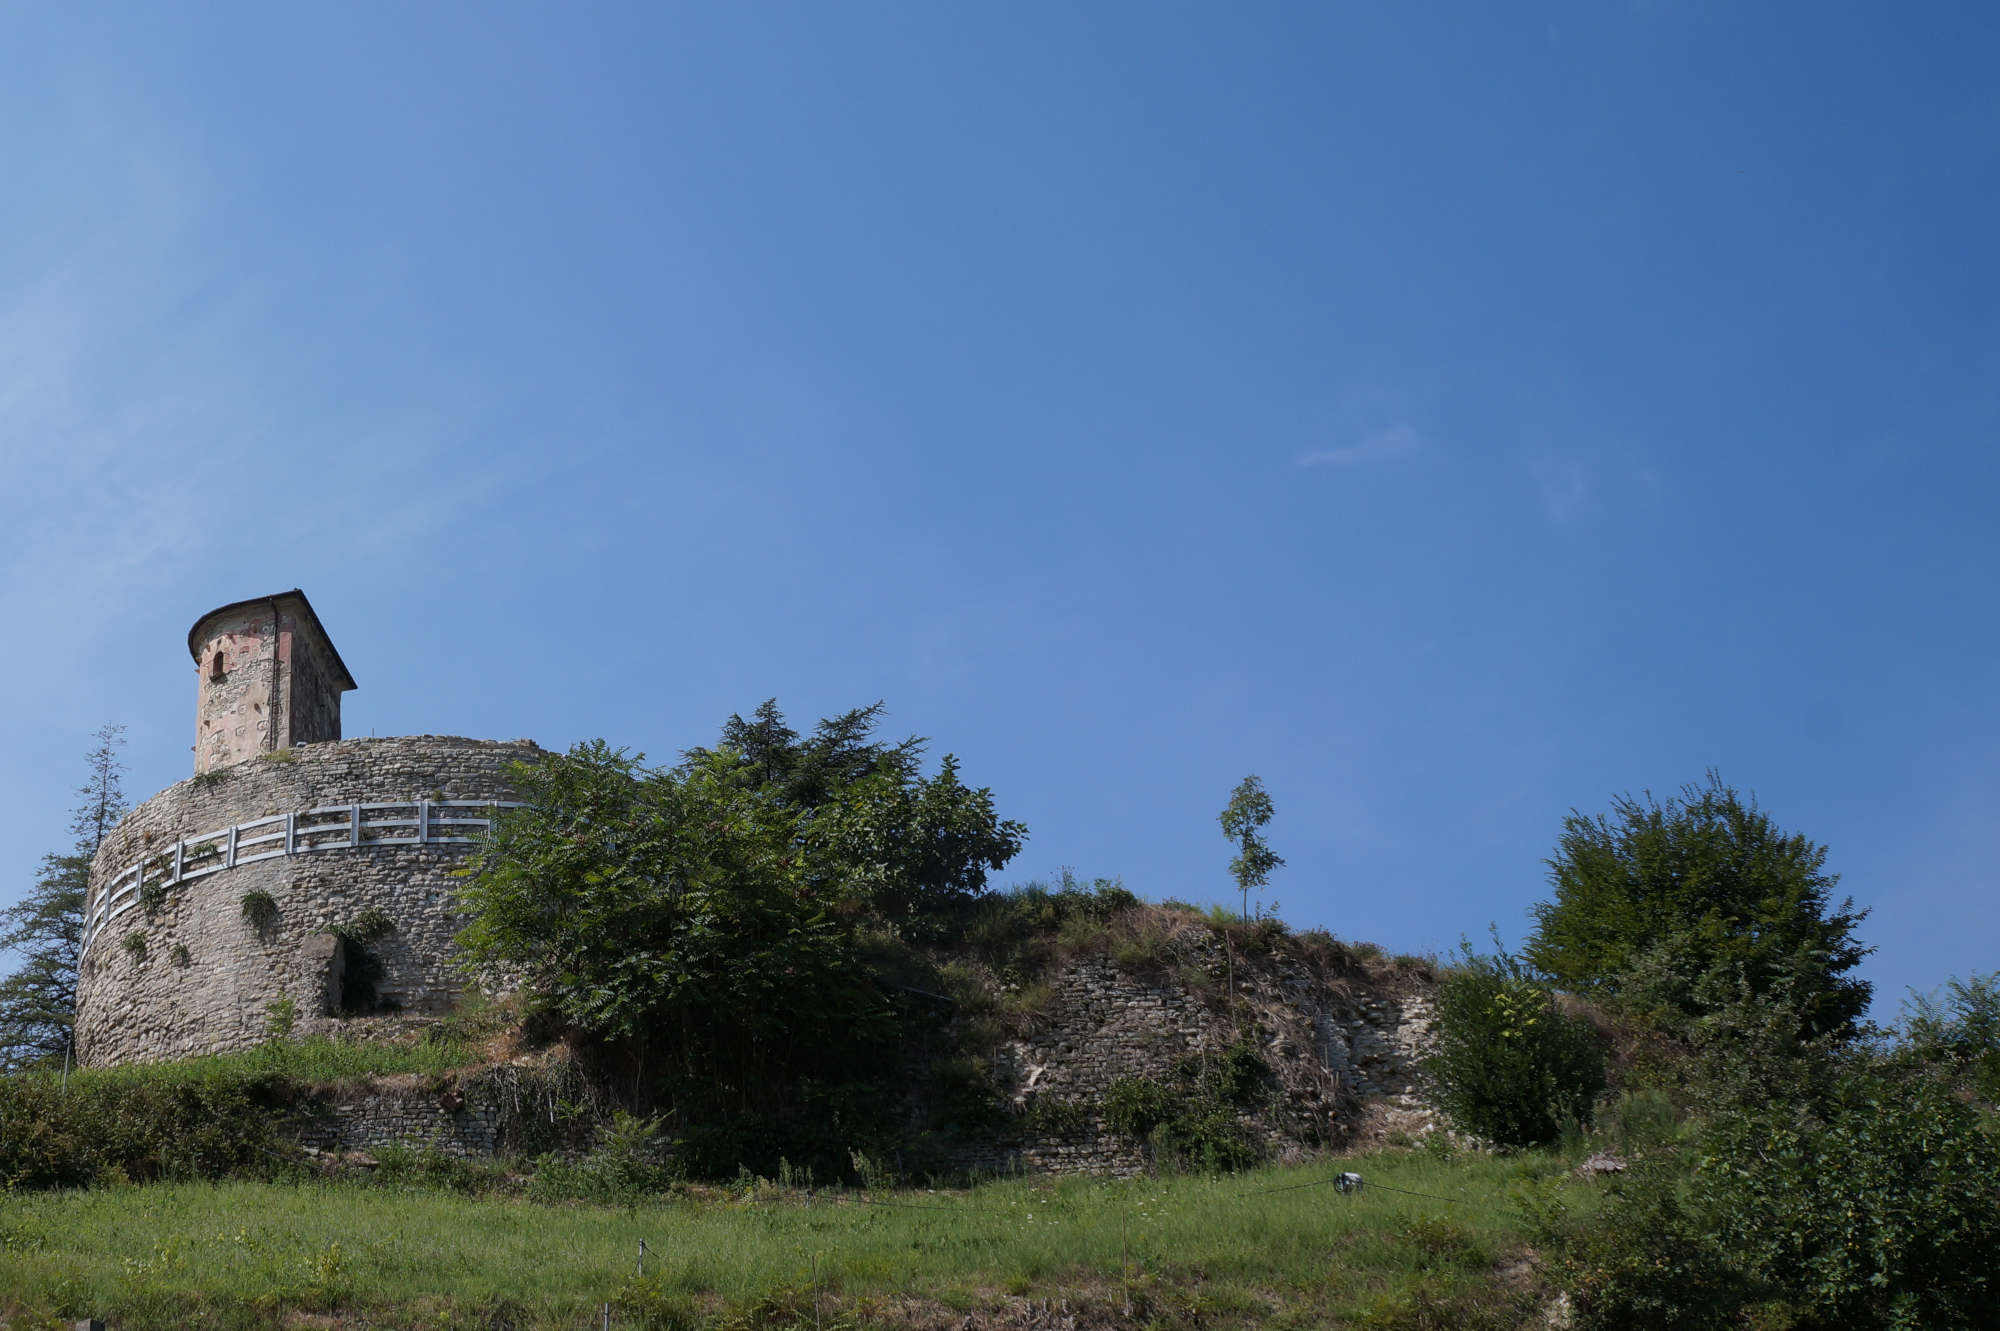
0,1064,287,1189
1566,1060,2000,1329
1561,1165,1752,1328
1426,948,1605,1146
1103,1038,1271,1173
458,708,1028,1178
527,1111,672,1203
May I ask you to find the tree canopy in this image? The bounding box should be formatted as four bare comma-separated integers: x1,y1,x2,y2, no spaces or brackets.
1524,772,1872,1038
456,702,1026,1174
688,700,1025,932
1218,774,1283,921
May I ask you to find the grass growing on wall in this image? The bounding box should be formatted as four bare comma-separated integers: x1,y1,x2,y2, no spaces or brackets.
0,1149,1571,1330
0,1035,494,1191
59,1032,486,1090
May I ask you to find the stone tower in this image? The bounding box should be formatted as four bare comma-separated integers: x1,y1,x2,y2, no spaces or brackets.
78,588,543,1065
190,589,357,775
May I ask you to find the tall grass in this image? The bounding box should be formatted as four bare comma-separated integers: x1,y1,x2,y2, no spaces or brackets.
0,1035,493,1192
36,1032,484,1092
0,1150,1570,1329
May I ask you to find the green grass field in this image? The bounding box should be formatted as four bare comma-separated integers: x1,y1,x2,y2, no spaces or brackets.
0,1149,1576,1330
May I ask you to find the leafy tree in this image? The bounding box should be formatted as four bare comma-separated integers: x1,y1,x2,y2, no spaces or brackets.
1902,972,2000,1102
458,704,1026,1174
697,699,923,810
1525,772,1872,1038
1219,774,1283,921
458,741,891,1066
0,724,127,1070
1426,944,1605,1146
693,700,1024,933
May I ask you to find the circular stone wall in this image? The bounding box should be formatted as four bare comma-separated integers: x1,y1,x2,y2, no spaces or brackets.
75,736,546,1067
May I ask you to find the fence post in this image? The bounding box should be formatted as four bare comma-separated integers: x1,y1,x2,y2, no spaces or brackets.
350,803,361,847
418,798,430,844
226,825,238,869
172,840,184,884
285,812,296,856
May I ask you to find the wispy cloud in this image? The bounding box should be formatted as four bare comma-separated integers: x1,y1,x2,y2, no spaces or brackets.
1536,459,1590,521
1297,424,1423,468
1524,443,1659,523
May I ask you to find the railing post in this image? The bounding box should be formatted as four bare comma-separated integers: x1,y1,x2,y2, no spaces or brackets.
350,803,361,847
225,825,238,869
171,841,184,884
285,812,296,856
418,799,430,844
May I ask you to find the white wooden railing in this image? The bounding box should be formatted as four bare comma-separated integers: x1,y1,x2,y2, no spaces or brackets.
79,799,523,959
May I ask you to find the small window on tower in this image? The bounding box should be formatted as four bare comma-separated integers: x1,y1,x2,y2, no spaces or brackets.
210,651,226,681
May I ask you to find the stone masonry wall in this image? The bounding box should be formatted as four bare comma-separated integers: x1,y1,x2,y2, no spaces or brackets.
293,1071,515,1159
262,941,1434,1177
956,935,1436,1176
76,736,545,1067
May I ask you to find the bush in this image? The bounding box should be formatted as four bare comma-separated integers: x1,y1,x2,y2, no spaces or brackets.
667,1111,853,1184
1566,1059,2000,1329
264,996,297,1037
1593,1087,1680,1155
1104,1076,1177,1138
1708,1065,2000,1328
1427,948,1605,1147
528,1110,672,1203
1102,1038,1272,1173
240,889,278,929
1561,1165,1751,1328
371,1142,508,1195
1020,1095,1092,1138
0,1064,288,1189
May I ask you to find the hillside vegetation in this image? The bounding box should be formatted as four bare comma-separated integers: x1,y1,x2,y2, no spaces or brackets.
0,1150,1560,1331
4,713,1997,1329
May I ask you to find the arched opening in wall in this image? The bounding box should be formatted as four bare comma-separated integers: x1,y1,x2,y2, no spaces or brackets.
320,911,399,1018
209,650,226,681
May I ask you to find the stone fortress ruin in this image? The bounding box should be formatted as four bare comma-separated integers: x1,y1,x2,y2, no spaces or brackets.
75,591,544,1067
75,591,1437,1171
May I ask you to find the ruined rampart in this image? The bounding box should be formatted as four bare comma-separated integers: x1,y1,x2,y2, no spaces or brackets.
960,941,1434,1175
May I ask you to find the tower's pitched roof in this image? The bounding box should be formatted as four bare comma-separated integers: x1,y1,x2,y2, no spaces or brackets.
187,589,358,692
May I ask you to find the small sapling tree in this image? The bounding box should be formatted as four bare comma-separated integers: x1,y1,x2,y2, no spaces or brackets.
1219,774,1283,922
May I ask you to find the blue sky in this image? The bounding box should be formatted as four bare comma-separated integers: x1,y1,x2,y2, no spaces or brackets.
3,3,1994,1019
